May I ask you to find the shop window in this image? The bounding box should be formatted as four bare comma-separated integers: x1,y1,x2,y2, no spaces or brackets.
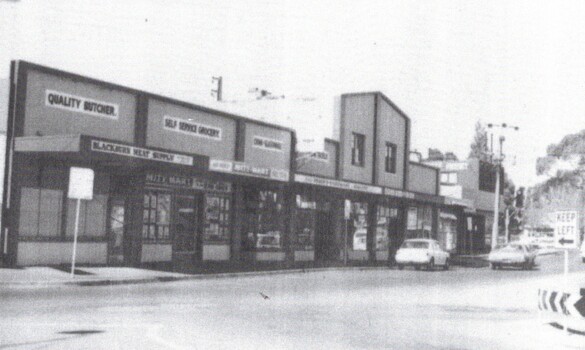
294,195,316,250
350,202,368,251
19,188,63,237
406,205,433,240
203,194,231,243
242,189,285,251
376,205,399,251
65,195,108,237
441,172,457,184
385,142,397,173
351,133,365,167
18,165,67,237
142,191,171,242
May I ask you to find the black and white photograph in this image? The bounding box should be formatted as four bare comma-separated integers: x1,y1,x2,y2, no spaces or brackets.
2,1,585,349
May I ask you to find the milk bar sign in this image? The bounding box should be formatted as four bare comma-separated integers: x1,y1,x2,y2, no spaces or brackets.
253,136,283,152
163,116,222,140
554,210,579,249
45,90,119,119
91,140,194,166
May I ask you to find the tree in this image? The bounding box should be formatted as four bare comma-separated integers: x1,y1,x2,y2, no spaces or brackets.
528,129,585,213
468,121,491,162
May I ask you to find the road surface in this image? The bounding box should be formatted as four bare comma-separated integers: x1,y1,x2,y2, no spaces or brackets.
2,251,585,349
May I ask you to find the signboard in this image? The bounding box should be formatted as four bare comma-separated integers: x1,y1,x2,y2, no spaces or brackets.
163,115,222,140
209,159,289,182
145,173,231,193
253,136,283,152
407,207,418,230
554,210,579,249
384,187,415,199
45,90,119,119
68,167,94,200
91,140,194,166
297,151,329,163
294,174,383,194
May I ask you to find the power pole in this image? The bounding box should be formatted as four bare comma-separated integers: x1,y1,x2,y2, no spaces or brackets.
211,76,222,101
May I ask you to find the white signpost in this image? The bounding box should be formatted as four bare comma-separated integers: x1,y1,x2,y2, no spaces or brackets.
553,210,580,334
68,167,94,277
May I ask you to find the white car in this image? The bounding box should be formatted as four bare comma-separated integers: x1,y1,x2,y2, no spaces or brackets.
395,239,450,271
488,243,536,270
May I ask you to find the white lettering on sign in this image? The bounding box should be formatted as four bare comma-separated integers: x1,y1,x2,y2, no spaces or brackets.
163,116,222,141
91,140,193,166
384,187,416,199
298,151,329,163
145,173,232,193
253,136,283,152
294,174,383,194
209,158,289,182
45,90,119,119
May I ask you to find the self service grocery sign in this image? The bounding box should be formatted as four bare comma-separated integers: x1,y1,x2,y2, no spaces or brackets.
554,210,579,249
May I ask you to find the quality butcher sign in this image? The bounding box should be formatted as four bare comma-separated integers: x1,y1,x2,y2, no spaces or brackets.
45,90,119,119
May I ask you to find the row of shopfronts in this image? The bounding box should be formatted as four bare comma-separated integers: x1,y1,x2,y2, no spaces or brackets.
1,61,478,268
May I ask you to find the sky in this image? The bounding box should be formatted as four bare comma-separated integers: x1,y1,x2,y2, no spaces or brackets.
2,0,585,187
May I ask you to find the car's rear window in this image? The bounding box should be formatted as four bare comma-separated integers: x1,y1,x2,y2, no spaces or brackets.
401,241,429,249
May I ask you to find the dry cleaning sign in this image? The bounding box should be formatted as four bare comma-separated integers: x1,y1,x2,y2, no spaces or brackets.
45,90,119,119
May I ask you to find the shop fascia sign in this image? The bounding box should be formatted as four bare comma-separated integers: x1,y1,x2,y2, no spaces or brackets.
384,187,415,199
146,173,231,193
296,151,329,163
294,174,383,194
45,89,119,119
163,115,222,141
445,197,473,207
253,136,283,152
91,140,194,166
209,159,289,182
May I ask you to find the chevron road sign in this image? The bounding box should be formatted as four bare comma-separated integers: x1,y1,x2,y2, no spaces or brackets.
538,288,585,318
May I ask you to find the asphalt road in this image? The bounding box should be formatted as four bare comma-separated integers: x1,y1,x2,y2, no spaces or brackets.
2,251,585,349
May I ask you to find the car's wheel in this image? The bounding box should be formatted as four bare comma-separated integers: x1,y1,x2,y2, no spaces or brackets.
443,258,449,271
523,260,531,270
397,264,404,270
414,265,421,271
427,259,435,271
582,257,585,263
490,263,497,270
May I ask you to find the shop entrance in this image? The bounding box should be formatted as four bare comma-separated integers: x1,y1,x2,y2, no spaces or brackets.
315,211,336,262
173,194,202,260
107,197,126,265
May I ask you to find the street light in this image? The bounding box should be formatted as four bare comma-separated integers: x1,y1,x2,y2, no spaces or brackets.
487,123,519,250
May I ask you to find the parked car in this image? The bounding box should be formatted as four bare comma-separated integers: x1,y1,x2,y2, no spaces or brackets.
488,243,536,270
395,239,450,271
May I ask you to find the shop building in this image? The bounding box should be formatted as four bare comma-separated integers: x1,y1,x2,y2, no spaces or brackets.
1,62,451,268
1,61,294,267
423,156,505,254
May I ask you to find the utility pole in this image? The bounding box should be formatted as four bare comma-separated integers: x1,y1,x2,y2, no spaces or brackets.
487,123,519,250
491,135,504,250
211,76,222,101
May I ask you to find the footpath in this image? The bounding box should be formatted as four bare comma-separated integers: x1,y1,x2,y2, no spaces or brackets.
0,248,563,288
0,265,395,288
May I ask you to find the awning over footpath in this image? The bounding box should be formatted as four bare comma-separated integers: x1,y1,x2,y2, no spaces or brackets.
14,134,209,170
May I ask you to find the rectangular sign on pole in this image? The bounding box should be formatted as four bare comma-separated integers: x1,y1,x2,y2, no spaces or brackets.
68,167,94,276
554,210,579,249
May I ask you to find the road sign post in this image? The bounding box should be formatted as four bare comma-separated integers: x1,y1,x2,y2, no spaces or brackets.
553,210,580,334
68,167,94,277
